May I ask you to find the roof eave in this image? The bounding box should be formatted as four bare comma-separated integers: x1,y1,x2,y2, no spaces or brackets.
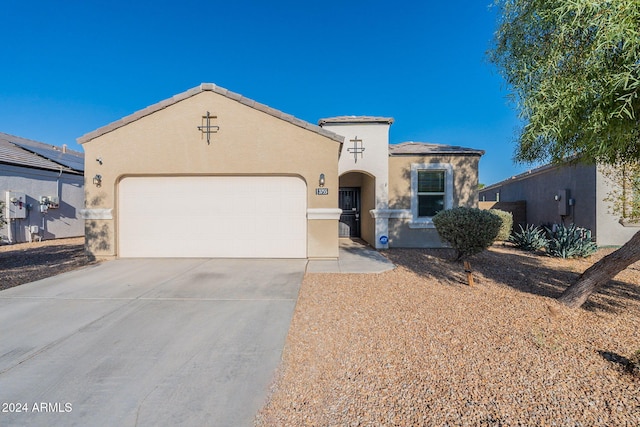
389,150,485,156
318,116,395,126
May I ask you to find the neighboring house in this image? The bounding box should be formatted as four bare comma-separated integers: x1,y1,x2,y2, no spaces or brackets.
0,132,85,243
479,162,639,246
79,83,484,260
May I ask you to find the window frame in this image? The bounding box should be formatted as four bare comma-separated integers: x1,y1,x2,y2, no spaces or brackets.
416,170,446,217
410,163,453,228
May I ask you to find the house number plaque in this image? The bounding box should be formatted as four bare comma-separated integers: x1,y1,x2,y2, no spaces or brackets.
316,188,329,195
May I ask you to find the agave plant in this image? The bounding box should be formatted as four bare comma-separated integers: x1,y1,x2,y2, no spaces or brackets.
509,224,547,252
545,224,598,259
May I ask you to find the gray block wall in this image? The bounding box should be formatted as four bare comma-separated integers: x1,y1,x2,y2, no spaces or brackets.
1,164,84,243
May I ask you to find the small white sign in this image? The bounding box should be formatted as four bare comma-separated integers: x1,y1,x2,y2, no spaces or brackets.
316,188,329,195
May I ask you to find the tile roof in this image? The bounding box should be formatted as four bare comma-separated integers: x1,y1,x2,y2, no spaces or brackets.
0,132,84,174
318,116,394,125
78,83,345,145
389,142,485,156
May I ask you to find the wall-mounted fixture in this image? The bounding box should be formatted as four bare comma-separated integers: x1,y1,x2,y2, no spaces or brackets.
197,111,219,144
347,136,365,163
93,174,102,187
319,173,325,187
96,157,103,165
557,189,570,216
5,191,27,219
40,196,59,209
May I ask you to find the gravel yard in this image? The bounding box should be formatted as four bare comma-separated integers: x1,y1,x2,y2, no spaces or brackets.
0,237,93,291
257,246,640,426
1,239,639,424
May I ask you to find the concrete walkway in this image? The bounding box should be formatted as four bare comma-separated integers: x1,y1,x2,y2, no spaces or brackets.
306,238,395,273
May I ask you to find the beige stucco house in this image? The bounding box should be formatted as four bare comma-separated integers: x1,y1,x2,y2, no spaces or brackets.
79,83,484,259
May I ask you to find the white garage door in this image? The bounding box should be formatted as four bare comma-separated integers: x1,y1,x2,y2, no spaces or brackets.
118,176,307,258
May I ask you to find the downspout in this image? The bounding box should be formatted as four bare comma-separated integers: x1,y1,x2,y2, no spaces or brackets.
57,166,62,202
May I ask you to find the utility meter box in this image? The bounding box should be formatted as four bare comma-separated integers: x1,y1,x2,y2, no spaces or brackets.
5,191,27,219
48,196,59,209
557,189,570,216
40,196,59,209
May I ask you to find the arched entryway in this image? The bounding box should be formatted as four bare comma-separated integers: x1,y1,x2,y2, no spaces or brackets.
339,171,376,246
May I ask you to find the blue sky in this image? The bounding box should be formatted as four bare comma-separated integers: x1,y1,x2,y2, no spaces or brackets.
1,0,536,185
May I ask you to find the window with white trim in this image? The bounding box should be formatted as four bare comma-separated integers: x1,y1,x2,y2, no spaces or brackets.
417,170,445,217
410,163,453,228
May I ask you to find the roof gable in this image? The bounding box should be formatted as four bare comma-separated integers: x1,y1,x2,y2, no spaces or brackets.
78,83,344,145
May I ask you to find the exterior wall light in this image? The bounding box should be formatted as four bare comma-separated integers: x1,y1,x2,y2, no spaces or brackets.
93,174,102,187
554,194,561,201
319,173,325,187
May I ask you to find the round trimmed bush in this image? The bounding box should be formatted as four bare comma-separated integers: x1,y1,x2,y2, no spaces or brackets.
489,209,513,241
433,207,502,260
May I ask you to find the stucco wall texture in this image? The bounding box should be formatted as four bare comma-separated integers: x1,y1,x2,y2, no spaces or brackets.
479,163,638,246
81,88,342,259
387,154,481,248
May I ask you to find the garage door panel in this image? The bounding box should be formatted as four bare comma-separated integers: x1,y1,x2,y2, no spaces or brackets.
119,176,307,258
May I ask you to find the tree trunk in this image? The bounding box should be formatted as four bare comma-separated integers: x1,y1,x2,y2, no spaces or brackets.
558,229,640,308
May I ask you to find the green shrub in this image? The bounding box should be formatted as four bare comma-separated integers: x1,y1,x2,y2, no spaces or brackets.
509,224,547,252
545,224,598,258
0,201,5,226
489,209,513,241
433,207,502,260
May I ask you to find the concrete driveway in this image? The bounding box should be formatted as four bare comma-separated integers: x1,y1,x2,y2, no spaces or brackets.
0,258,305,427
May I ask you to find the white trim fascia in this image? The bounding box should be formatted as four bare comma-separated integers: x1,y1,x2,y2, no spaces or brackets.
80,208,113,220
410,163,453,227
370,208,436,228
370,209,411,219
307,208,342,220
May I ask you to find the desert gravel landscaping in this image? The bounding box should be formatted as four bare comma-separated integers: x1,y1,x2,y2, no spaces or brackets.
0,237,92,291
1,238,639,425
257,246,640,426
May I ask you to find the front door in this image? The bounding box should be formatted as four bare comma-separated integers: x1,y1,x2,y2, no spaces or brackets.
339,187,361,238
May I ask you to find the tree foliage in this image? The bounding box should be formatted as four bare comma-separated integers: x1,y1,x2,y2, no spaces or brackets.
490,0,640,308
490,0,640,166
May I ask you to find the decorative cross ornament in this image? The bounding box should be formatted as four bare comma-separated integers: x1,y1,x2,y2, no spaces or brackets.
197,111,219,144
347,136,365,163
